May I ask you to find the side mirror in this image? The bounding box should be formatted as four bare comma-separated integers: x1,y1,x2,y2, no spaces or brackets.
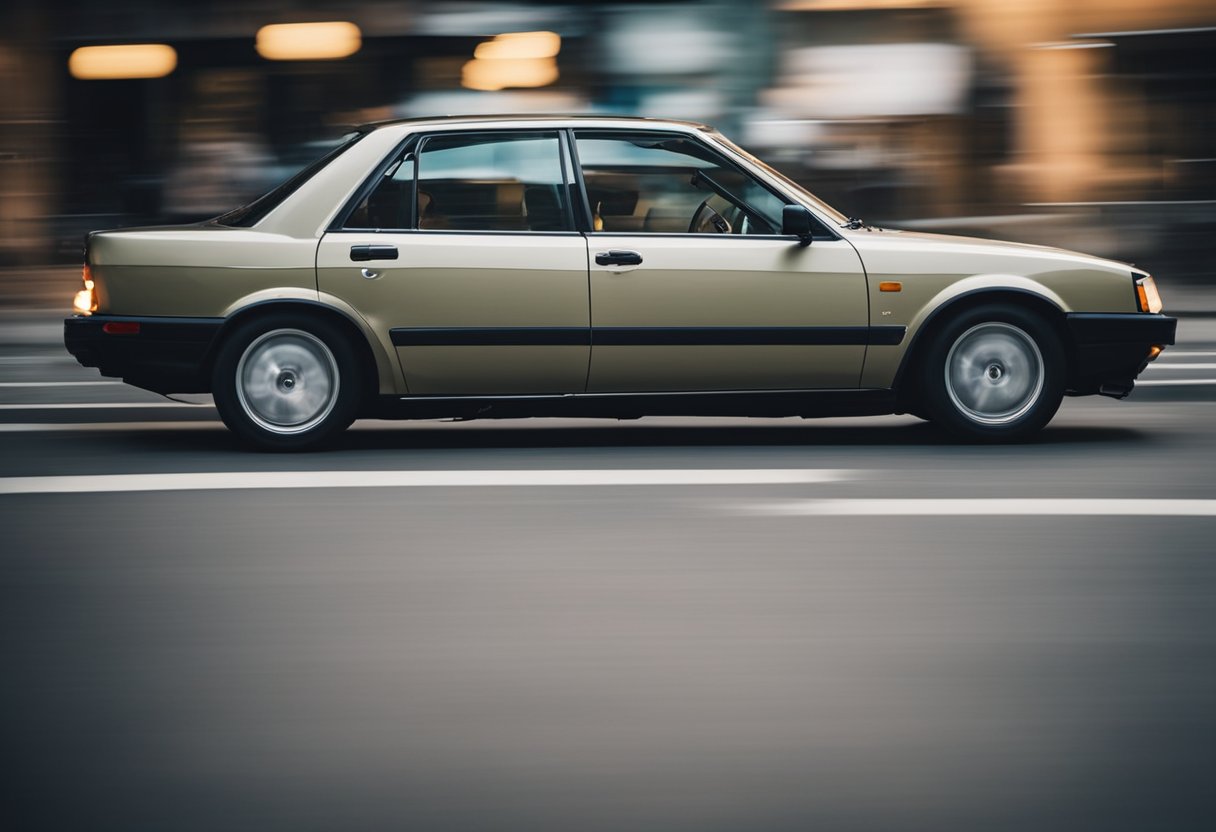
782,205,814,247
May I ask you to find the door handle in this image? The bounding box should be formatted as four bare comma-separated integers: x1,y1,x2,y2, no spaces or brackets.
595,250,643,267
350,244,399,262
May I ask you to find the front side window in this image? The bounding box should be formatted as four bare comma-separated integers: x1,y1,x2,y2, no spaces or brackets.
574,132,788,235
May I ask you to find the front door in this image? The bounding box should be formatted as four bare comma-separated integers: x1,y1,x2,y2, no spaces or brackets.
317,130,589,395
572,130,869,393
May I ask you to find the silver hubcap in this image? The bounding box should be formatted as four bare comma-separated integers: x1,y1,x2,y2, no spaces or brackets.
235,329,339,435
945,322,1044,425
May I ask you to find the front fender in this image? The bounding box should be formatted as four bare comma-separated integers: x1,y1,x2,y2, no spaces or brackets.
861,275,1068,389
906,275,1069,344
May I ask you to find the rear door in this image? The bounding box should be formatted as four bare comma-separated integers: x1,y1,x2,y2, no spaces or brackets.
572,130,870,393
317,130,590,395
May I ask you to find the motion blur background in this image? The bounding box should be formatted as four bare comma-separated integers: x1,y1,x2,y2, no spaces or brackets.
0,0,1212,282
3,5,1216,831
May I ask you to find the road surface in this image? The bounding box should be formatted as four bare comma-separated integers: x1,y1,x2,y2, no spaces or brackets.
2,306,1214,831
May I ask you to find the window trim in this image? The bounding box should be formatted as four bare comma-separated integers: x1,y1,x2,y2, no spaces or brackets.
331,125,843,241
329,134,420,232
334,129,579,235
563,129,596,233
568,128,840,242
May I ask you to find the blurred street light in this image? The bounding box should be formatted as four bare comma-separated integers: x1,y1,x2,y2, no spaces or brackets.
67,44,177,80
463,31,562,91
462,56,559,91
255,21,362,61
473,31,561,60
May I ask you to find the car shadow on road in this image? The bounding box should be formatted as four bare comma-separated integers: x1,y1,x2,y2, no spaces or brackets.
330,420,1147,451
34,418,1152,462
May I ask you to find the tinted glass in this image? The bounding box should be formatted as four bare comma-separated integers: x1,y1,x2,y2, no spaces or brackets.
574,132,786,235
344,152,415,230
414,132,572,232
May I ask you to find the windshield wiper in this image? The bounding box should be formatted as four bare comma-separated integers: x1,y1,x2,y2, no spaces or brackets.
841,217,868,230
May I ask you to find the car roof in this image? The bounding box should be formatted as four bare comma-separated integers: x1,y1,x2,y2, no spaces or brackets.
353,113,712,133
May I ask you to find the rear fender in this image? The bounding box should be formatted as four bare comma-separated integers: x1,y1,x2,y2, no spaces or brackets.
220,289,404,395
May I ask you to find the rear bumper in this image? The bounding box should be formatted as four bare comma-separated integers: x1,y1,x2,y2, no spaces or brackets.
1065,312,1177,397
64,315,223,394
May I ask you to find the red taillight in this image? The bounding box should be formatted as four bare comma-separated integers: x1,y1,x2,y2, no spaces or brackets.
102,321,140,335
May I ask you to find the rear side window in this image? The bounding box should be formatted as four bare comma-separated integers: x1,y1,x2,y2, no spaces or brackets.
345,131,573,232
217,132,364,228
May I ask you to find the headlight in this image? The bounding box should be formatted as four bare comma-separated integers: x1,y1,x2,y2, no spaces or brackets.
72,264,97,315
1136,275,1162,314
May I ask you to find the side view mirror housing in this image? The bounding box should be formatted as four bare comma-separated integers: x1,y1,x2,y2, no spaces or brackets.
782,205,814,247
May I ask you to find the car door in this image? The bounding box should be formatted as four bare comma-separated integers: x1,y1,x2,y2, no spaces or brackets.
572,130,869,393
317,130,590,395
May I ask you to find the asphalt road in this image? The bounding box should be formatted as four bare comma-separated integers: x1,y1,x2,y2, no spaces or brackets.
2,307,1215,832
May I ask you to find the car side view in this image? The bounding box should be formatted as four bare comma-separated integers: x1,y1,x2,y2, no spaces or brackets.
64,115,1176,450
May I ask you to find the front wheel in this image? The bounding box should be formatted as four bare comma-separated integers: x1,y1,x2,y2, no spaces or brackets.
212,315,362,451
918,305,1065,442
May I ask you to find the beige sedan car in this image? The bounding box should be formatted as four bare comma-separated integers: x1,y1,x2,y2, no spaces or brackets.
65,115,1175,450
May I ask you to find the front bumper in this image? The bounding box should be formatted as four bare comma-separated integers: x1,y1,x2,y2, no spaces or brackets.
1065,312,1177,398
64,315,223,394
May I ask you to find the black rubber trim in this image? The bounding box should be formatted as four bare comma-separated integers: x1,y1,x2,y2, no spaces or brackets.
591,326,903,346
867,326,907,346
389,326,905,347
374,388,898,420
1064,312,1178,396
1066,312,1177,345
65,314,223,343
392,327,589,346
64,314,224,394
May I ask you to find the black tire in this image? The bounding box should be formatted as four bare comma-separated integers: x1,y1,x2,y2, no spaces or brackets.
917,304,1065,442
211,313,362,451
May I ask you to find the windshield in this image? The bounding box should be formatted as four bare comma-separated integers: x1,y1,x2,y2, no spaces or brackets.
215,131,364,228
706,131,849,226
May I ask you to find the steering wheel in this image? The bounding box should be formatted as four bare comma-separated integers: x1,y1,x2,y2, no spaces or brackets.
689,198,733,234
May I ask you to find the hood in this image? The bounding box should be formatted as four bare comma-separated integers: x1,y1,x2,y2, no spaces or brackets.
849,226,1139,275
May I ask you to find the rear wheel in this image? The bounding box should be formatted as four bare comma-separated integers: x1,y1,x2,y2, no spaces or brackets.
918,305,1065,442
212,314,362,451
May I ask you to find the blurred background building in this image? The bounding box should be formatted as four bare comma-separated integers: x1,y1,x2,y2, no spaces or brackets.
0,0,1212,281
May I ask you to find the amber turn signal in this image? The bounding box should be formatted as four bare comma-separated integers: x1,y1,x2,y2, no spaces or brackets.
1136,275,1163,314
878,281,902,292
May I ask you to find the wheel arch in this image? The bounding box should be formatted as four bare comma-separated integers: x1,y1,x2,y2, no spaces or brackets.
205,297,401,405
892,284,1074,401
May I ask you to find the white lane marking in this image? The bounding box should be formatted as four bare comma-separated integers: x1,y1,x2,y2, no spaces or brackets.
1160,351,1216,358
739,498,1216,517
0,402,204,410
0,356,75,363
1144,363,1216,370
1134,379,1216,386
0,381,122,387
0,422,217,432
0,468,851,496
